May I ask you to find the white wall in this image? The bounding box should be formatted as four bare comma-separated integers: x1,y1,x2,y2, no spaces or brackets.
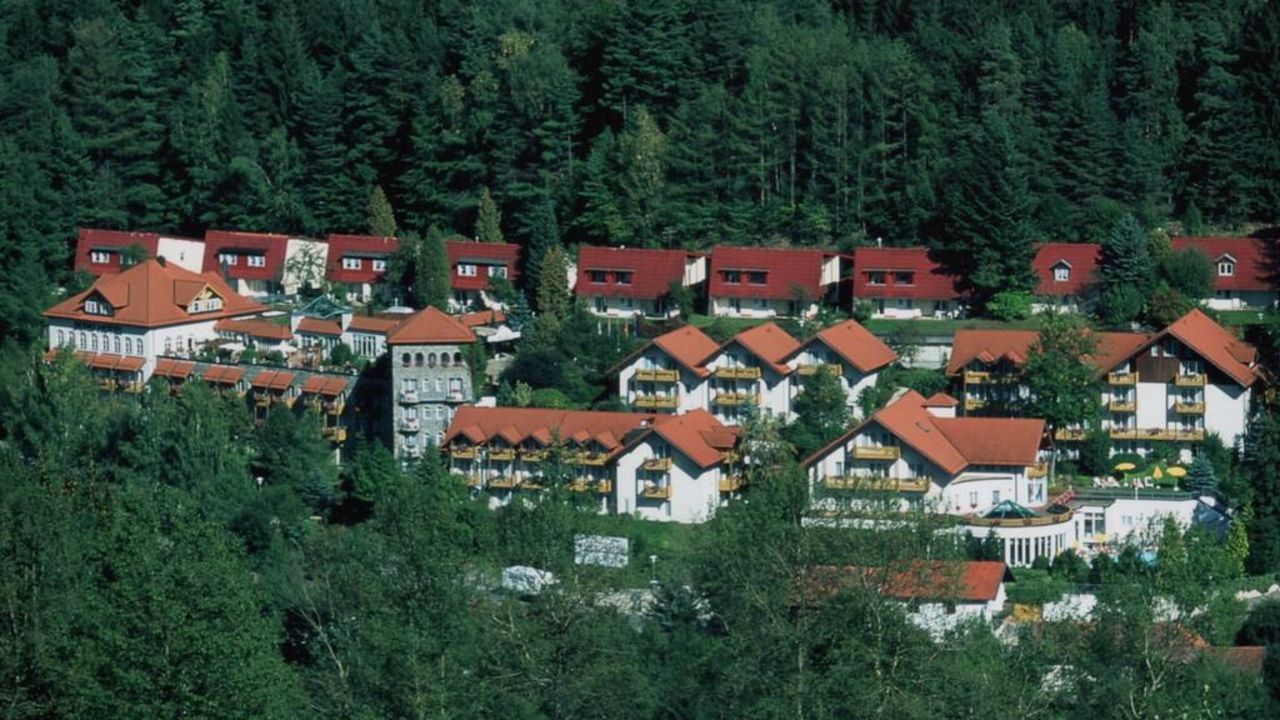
614,439,721,524
617,347,708,414
1203,290,1278,311
787,344,879,417
156,237,206,273
684,256,707,286
1206,382,1250,446
49,316,221,379
281,238,329,295
584,295,669,318
1132,380,1167,430
709,296,818,319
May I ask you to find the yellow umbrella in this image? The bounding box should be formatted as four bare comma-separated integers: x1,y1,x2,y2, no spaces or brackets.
1167,466,1187,478
1114,462,1136,472
1153,466,1163,479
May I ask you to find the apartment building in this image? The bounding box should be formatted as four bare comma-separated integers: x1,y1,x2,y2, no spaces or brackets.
388,307,477,459
1032,242,1101,312
850,247,962,318
445,240,520,311
75,228,206,276
575,246,706,318
326,233,398,302
707,247,840,318
1171,236,1277,310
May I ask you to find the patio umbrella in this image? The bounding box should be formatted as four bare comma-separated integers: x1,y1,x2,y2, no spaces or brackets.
1152,466,1163,479
1114,462,1136,472
1166,467,1187,478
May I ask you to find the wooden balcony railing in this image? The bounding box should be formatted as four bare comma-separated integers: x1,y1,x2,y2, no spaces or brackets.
1107,371,1139,385
640,485,672,500
449,446,478,459
823,475,929,493
1027,463,1049,479
719,475,745,492
642,457,673,472
1174,373,1206,387
1174,401,1205,414
1108,427,1205,442
322,426,348,443
567,451,609,466
796,363,841,376
487,475,519,490
635,368,680,383
1055,428,1087,441
488,448,516,461
852,445,901,461
456,473,484,488
635,395,679,409
714,366,762,380
713,392,759,407
1108,400,1136,413
964,397,987,411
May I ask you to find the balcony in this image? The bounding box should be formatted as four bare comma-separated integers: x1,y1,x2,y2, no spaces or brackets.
713,392,759,407
714,366,762,380
521,449,548,462
635,395,680,409
398,390,419,404
1108,399,1136,413
823,475,929,493
398,418,421,432
488,448,516,461
487,475,519,490
1174,401,1205,414
120,381,145,394
449,446,478,459
964,397,987,412
642,457,673,472
1108,371,1139,385
1174,373,1206,387
322,426,348,443
797,363,841,377
722,450,742,464
720,475,745,492
852,445,900,461
456,474,484,488
963,370,1017,385
568,451,609,466
1108,427,1205,442
1055,428,1087,441
1027,463,1049,479
966,508,1074,528
255,395,273,408
635,368,680,383
640,484,672,501
324,400,343,415
98,378,117,392
568,478,613,493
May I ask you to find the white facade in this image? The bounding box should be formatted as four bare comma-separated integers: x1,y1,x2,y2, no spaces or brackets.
613,438,726,524
704,343,792,424
709,296,819,319
586,295,673,319
1203,290,1277,311
617,347,707,414
863,297,959,319
156,236,206,273
900,585,1007,640
787,345,880,417
47,317,220,379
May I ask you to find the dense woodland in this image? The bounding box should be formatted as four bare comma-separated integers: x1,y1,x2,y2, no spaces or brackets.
6,1,1280,715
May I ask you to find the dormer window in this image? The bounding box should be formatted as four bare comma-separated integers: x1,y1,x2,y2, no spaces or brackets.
894,271,914,285
90,251,111,264
372,259,387,272
748,271,767,285
723,270,741,284
342,257,363,270
867,271,886,285
218,253,238,266
1218,260,1234,277
83,298,111,316
1053,264,1070,282
589,270,607,283
246,255,266,268
488,265,507,278
189,297,224,313
617,271,633,285
458,263,478,277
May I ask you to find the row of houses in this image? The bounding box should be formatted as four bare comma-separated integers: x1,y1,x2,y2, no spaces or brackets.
77,228,1279,319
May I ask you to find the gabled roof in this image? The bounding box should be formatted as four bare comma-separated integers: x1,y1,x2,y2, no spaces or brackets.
944,329,1153,377
805,391,1043,475
445,239,521,291
724,322,801,375
203,230,290,280
708,246,835,300
214,318,293,342
798,561,1010,605
300,375,350,397
455,309,507,328
1033,242,1100,296
1171,236,1275,292
201,364,245,385
326,234,398,284
796,319,897,373
851,247,962,300
654,326,721,376
1156,309,1259,387
296,317,343,336
74,228,162,274
44,259,265,329
575,246,699,300
924,392,959,408
386,306,476,345
444,407,659,455
645,409,739,469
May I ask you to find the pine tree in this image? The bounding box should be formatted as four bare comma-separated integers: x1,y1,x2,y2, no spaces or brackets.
1242,409,1280,573
1097,215,1155,325
366,185,397,237
535,244,570,320
419,229,452,310
522,200,559,295
1186,455,1218,494
475,186,503,243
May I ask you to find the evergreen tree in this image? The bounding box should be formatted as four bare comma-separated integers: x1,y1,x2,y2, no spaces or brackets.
535,244,570,320
784,367,851,457
1186,455,1218,495
475,186,504,243
1022,314,1100,477
522,199,560,295
1242,409,1280,573
419,229,452,310
1097,215,1155,325
366,184,397,237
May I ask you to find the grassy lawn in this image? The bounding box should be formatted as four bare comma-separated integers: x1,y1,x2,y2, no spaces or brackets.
1216,310,1269,327
862,316,1044,336
570,514,706,584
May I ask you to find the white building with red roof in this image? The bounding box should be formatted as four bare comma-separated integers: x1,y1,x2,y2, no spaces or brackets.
387,307,478,458
1171,236,1278,310
615,319,896,423
575,246,707,318
445,239,520,312
851,247,963,318
443,406,742,523
707,247,840,318
325,234,398,302
203,229,329,297
74,227,207,276
44,258,266,386
1032,242,1101,311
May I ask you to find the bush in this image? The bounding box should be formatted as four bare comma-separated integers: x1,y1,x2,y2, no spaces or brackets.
1077,427,1113,477
529,387,574,408
328,342,356,367
986,290,1033,321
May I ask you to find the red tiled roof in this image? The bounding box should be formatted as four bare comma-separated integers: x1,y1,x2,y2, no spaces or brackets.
386,306,476,345
805,391,1043,475
924,392,959,407
203,230,290,281
1157,309,1259,387
301,375,349,396
797,319,897,373
456,309,507,328
798,561,1010,605
215,317,293,342
653,326,720,377
326,234,398,284
250,369,295,391
852,247,962,300
1034,243,1100,296
45,259,265,329
945,329,1153,377
726,322,801,375
445,407,658,455
1170,236,1276,292
446,240,520,291
74,228,161,275
296,317,342,336
708,246,834,300
575,246,698,300
153,358,196,380
201,364,245,385
647,409,739,469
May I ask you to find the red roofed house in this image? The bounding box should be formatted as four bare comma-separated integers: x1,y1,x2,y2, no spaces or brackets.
804,390,1064,566
798,561,1011,637
1033,243,1101,311
786,319,898,416
443,406,741,523
614,325,720,415
445,240,520,312
204,230,328,297
707,246,841,318
946,309,1258,455
326,234,399,302
387,306,478,459
1171,236,1279,310
704,322,801,424
44,258,266,386
851,247,963,318
575,246,707,318
75,227,206,276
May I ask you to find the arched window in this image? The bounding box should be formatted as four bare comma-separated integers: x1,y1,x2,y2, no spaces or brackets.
415,352,424,367
79,331,87,348
114,335,121,353
440,353,450,367
57,330,64,346
91,334,99,351
401,352,411,367
454,352,463,366
427,353,437,368
124,338,132,355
